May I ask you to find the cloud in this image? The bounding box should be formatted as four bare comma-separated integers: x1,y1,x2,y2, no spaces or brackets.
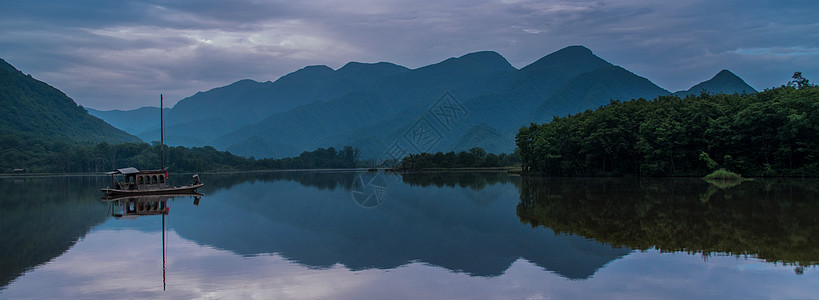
0,0,817,109
733,47,819,57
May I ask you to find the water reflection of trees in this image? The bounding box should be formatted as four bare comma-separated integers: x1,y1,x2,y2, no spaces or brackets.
202,171,358,192
0,176,109,288
201,170,517,193
516,177,819,267
400,171,514,190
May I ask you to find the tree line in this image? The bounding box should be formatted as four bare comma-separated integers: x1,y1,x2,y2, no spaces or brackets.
515,83,819,177
0,133,361,173
397,147,519,170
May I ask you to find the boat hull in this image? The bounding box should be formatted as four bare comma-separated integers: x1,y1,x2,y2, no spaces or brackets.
101,183,204,197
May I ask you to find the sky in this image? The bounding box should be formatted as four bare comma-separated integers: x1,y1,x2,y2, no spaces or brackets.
1,0,817,110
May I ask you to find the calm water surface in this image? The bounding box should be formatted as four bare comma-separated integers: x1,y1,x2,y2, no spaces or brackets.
0,171,817,299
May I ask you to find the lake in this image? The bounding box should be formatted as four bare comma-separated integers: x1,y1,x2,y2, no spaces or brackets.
1,171,817,299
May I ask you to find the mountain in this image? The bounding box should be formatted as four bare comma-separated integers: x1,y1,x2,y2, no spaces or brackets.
674,69,757,97
109,61,410,148
329,47,668,156
528,65,670,123
168,62,409,126
463,45,616,133
88,46,756,159
218,91,396,158
517,45,614,98
451,124,509,153
171,66,349,126
213,51,518,158
0,58,140,144
86,106,169,137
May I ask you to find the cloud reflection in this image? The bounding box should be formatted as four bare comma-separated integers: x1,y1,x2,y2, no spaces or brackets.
2,227,816,299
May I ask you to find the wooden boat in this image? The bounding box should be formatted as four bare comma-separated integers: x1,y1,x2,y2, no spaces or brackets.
101,168,203,196
101,94,204,197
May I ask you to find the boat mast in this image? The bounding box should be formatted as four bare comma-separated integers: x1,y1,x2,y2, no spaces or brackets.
161,94,165,171
162,212,166,291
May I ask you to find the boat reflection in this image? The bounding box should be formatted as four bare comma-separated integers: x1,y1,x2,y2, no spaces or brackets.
102,193,203,290
103,193,202,218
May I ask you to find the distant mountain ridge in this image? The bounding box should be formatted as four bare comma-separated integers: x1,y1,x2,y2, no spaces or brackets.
528,65,670,124
86,106,169,137
88,46,756,159
674,69,757,97
0,58,139,144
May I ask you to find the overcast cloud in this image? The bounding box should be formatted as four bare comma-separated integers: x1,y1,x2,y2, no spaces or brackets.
1,0,817,110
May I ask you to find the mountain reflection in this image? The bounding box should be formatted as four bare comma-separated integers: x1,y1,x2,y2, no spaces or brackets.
202,170,359,192
172,171,630,279
516,177,819,267
201,170,515,193
4,172,818,296
0,176,109,289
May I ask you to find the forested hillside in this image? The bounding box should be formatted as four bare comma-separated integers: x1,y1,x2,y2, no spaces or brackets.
1,57,144,172
0,57,368,173
516,84,818,177
0,58,139,144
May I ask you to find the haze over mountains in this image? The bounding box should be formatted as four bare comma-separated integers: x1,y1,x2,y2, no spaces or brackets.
81,45,755,159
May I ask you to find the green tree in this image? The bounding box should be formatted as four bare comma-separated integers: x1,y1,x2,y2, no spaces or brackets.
515,85,819,177
789,72,811,89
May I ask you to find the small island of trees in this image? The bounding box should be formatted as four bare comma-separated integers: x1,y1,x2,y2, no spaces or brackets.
396,147,519,171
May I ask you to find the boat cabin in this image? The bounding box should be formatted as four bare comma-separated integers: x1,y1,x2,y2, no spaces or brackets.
106,167,169,191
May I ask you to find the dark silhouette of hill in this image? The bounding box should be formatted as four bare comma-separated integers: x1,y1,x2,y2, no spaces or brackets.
465,46,615,134
169,62,409,128
674,69,757,97
517,45,614,97
213,51,518,157
125,62,411,147
0,58,140,144
528,65,670,124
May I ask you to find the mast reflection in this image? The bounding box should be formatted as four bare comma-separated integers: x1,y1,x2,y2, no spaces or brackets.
102,194,203,290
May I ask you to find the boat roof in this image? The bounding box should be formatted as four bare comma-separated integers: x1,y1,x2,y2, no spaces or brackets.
106,167,168,175
106,167,140,175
